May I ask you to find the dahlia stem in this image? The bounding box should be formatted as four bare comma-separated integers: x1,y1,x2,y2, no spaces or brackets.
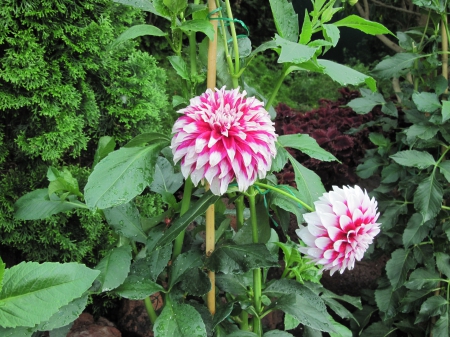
253,182,314,212
265,63,290,110
235,194,245,231
248,187,262,336
172,177,193,260
144,297,158,324
224,0,240,75
206,0,219,316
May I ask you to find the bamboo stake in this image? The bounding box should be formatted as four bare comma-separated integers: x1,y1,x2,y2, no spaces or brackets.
206,0,218,316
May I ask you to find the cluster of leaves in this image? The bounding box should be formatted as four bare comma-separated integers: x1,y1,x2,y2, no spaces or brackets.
0,0,171,264
274,88,388,189
348,2,450,334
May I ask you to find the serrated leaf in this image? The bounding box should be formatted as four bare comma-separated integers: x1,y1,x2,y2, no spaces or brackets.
390,150,436,169
279,134,338,162
412,92,441,112
360,322,392,337
381,101,398,117
379,201,408,230
94,245,132,292
275,35,318,64
129,244,172,282
374,286,400,319
436,252,450,279
215,273,252,297
169,250,203,289
347,97,380,114
103,202,147,243
300,10,313,44
414,174,443,222
153,303,206,337
356,157,383,179
114,275,164,300
432,313,449,337
416,296,448,323
323,24,340,47
150,157,183,194
168,55,190,82
269,0,299,42
405,124,439,144
405,268,441,290
442,101,450,123
402,213,428,248
271,142,289,172
84,142,168,209
14,189,86,220
93,136,116,168
386,249,416,290
111,24,167,48
372,53,421,78
179,20,214,40
113,0,167,17
334,15,393,35
37,295,88,331
179,268,211,296
0,262,99,328
438,161,450,182
205,243,278,274
163,0,187,15
318,59,376,91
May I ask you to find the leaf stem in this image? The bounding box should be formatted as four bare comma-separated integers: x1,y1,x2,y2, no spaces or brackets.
144,297,158,324
265,63,290,110
172,177,193,260
224,0,240,75
253,182,314,212
235,194,245,230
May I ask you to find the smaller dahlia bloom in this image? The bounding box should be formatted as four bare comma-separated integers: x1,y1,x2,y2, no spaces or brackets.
296,185,380,275
171,87,277,195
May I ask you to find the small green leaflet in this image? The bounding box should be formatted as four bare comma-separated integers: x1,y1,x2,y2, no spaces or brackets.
371,53,422,79
412,92,441,112
278,134,338,162
111,24,167,48
333,15,394,36
390,150,436,169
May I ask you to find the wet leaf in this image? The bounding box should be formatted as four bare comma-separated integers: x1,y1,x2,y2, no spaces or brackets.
94,245,132,291
154,303,206,337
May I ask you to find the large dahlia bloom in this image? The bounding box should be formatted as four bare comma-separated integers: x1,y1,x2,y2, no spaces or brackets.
296,185,380,275
171,87,277,195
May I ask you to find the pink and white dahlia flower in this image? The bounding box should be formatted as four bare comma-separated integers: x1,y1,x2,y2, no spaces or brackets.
296,185,380,275
171,87,277,195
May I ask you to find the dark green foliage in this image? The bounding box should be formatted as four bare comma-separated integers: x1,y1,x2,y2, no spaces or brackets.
0,0,170,264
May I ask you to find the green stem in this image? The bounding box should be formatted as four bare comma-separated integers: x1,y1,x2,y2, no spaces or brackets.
248,187,262,336
240,311,249,331
144,297,158,324
235,194,245,231
265,64,290,110
172,177,194,260
253,182,314,212
224,0,240,75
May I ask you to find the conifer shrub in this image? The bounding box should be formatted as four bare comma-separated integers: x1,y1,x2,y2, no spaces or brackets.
0,0,170,264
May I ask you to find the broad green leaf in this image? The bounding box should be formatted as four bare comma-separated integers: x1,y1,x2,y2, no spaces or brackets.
374,286,401,319
279,134,338,162
264,331,294,337
179,20,214,40
205,243,279,274
249,40,278,58
124,132,171,148
129,244,172,282
321,297,357,322
414,174,443,222
356,157,384,179
14,189,86,220
442,101,450,123
155,191,220,249
179,268,211,296
329,317,352,337
114,275,164,300
169,250,203,289
303,326,322,337
49,323,74,337
226,332,258,337
412,92,441,112
284,313,301,330
150,157,183,194
269,185,305,225
360,322,392,337
369,133,389,147
154,303,206,337
334,15,393,36
215,273,252,296
300,10,313,44
416,296,448,323
347,97,381,114
275,35,318,64
111,24,167,48
93,136,116,168
402,213,428,248
0,262,99,328
436,252,450,279
269,0,299,42
94,245,132,292
323,24,340,47
0,326,34,337
37,294,88,331
0,257,4,293
163,0,187,15
168,55,190,82
287,153,325,209
317,60,376,91
230,36,253,59
103,202,147,243
432,313,449,337
234,200,271,244
405,124,439,144
271,142,289,172
381,101,398,117
47,167,82,197
212,302,234,330
371,53,421,79
378,201,408,230
386,249,416,290
405,268,441,290
113,0,166,16
439,161,450,182
390,150,436,169
84,141,167,209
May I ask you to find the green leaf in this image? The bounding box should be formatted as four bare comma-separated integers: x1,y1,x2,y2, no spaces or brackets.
168,55,190,82
317,60,376,91
269,0,299,42
169,250,203,289
381,101,398,117
271,142,289,172
439,161,450,182
0,257,4,294
390,150,436,169
179,20,214,40
442,101,450,123
287,153,325,208
215,273,252,296
414,174,443,222
323,24,340,47
84,141,167,209
103,202,147,243
129,244,172,282
155,191,220,249
111,24,167,48
369,132,389,147
371,53,421,79
278,134,338,162
334,15,393,35
94,245,132,292
386,249,416,290
405,268,441,290
275,35,318,64
374,286,401,319
205,243,279,274
47,167,82,197
14,189,86,220
113,0,167,16
212,302,234,330
356,157,383,179
163,0,187,15
0,262,99,328
436,252,450,279
360,322,392,337
412,92,441,112
303,326,322,337
37,294,88,331
114,275,164,300
284,313,300,330
234,200,271,244
264,331,294,337
328,317,352,337
179,268,211,296
402,213,429,248
150,157,184,194
348,90,385,114
93,136,116,168
378,201,408,230
299,10,313,44
124,132,171,148
0,326,34,337
405,124,439,144
416,296,448,323
269,185,305,226
154,303,206,337
432,313,449,337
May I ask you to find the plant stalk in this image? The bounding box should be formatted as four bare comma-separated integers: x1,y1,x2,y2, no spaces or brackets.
265,64,290,110
441,15,449,94
172,177,193,260
235,194,245,230
144,297,158,324
253,182,314,212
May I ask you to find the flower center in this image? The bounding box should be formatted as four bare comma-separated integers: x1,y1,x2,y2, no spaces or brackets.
211,103,238,136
